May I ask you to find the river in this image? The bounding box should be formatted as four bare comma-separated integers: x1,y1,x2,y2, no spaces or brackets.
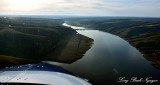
48,23,160,84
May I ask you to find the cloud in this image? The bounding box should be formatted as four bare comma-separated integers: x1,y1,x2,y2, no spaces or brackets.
0,0,160,17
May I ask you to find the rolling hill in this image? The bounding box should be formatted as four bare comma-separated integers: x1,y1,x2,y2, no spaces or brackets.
0,16,93,66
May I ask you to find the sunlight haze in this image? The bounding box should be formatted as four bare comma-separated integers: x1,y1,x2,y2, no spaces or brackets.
0,0,160,17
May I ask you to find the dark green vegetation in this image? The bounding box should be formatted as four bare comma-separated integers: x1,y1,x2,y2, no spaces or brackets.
66,17,160,69
0,16,93,66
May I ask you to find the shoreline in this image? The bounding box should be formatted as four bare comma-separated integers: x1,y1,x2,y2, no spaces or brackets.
53,33,93,63
65,21,160,69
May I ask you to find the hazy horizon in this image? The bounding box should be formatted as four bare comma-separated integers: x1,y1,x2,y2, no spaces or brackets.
0,0,160,17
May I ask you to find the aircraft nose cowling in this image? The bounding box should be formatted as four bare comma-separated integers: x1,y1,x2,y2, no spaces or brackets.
0,63,92,85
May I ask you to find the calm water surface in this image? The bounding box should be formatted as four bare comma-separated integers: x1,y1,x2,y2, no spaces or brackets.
49,23,160,84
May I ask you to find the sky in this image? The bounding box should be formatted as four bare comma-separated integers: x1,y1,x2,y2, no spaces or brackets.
0,0,160,17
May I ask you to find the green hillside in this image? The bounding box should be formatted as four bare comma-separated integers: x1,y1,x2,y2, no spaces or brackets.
0,16,93,66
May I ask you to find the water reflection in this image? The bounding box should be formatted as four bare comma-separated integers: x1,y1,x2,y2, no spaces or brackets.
48,24,160,84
